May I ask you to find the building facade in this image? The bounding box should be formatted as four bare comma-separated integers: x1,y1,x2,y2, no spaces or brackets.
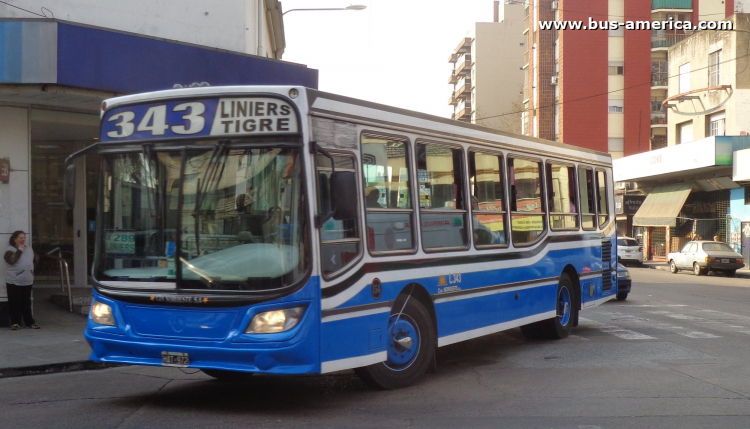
0,1,318,316
522,0,738,157
448,1,525,132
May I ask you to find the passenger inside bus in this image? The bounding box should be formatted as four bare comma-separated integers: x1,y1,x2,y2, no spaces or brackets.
365,187,384,208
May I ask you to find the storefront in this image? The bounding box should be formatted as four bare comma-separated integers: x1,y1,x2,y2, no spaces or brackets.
0,20,318,302
614,135,750,261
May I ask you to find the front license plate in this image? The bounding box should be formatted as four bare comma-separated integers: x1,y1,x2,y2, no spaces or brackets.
721,259,729,263
161,351,189,367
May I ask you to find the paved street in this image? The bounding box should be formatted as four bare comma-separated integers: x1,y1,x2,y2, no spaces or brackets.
2,267,750,428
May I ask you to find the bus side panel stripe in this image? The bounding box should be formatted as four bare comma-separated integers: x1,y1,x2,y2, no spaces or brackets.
438,312,556,347
321,352,386,374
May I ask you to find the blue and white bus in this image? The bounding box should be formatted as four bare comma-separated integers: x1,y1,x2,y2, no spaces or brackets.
67,86,617,389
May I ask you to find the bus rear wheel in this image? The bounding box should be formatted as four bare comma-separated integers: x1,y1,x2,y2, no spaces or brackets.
526,273,575,340
355,298,435,390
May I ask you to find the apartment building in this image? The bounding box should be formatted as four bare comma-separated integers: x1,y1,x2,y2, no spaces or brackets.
522,0,737,157
448,1,525,132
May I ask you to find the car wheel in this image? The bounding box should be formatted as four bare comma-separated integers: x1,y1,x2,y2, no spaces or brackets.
669,260,678,274
201,369,255,381
355,298,435,390
616,292,628,301
693,262,704,276
725,269,737,277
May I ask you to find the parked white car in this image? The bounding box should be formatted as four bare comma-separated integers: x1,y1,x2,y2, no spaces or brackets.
617,236,643,265
667,241,744,277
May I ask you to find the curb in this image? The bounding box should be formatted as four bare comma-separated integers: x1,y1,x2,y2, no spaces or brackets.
648,264,750,278
0,361,123,379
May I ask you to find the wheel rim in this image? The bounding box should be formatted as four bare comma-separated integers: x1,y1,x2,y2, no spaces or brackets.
557,286,572,326
385,313,421,371
694,263,700,274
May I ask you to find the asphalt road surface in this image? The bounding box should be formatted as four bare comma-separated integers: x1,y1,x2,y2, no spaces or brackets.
2,267,750,429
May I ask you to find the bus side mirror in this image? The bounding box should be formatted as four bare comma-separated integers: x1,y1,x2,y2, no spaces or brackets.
332,171,357,220
64,164,76,210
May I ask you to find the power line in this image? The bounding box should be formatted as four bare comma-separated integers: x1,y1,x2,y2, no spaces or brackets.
475,47,750,121
0,1,50,18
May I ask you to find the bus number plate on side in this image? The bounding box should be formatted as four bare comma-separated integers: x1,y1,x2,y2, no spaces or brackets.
161,351,189,367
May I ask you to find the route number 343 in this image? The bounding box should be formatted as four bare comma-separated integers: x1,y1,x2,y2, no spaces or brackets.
107,103,206,138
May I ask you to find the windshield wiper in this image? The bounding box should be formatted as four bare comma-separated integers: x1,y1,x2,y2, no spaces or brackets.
192,141,229,255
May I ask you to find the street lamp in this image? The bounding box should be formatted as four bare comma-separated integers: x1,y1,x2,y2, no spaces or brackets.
283,5,367,16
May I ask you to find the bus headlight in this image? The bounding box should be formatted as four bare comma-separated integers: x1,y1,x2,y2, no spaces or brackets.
91,300,116,326
246,307,304,334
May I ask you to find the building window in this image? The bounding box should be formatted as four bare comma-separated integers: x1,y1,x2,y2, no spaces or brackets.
677,120,693,144
679,63,691,94
745,186,750,205
608,100,624,113
709,50,722,87
708,111,725,136
608,65,624,75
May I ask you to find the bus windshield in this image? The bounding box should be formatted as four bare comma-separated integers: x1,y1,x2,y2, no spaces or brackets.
95,145,309,291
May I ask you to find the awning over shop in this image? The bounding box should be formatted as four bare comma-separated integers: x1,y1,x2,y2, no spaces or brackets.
632,183,692,227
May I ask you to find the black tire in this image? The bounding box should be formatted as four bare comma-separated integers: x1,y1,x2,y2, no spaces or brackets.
536,273,575,340
669,260,678,274
693,262,704,276
355,298,435,390
201,369,255,381
616,292,628,301
725,269,737,277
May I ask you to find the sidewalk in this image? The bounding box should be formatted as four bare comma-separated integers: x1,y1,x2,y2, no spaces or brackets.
638,260,750,278
0,287,115,378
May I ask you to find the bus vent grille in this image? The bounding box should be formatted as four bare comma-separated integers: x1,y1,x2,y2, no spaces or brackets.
602,239,612,291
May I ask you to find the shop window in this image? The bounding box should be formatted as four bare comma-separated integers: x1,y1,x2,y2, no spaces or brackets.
578,167,596,229
469,151,507,247
316,154,361,277
361,135,414,253
596,169,610,228
509,156,545,245
546,162,578,230
417,142,468,250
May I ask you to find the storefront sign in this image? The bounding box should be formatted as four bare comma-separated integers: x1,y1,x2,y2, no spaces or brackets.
0,158,9,183
622,196,645,215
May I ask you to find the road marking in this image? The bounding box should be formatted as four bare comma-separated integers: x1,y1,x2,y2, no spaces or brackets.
579,317,656,340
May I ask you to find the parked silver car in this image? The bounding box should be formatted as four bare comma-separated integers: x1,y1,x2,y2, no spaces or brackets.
617,236,643,265
667,241,744,277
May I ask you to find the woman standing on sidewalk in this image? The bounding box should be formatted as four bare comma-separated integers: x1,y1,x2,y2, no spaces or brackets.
4,231,40,330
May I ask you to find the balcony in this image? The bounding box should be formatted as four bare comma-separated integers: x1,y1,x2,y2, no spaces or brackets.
448,53,458,64
651,0,692,10
651,33,689,49
455,59,472,76
453,37,472,55
448,71,457,84
448,92,457,106
651,74,668,88
651,113,668,128
456,100,472,119
523,50,529,67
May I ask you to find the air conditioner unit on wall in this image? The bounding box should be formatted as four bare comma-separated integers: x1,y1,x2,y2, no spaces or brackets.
550,76,559,85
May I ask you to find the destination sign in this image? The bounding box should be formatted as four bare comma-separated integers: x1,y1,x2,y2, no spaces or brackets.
100,97,299,142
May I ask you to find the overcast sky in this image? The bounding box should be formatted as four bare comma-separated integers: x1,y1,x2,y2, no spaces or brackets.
281,0,498,118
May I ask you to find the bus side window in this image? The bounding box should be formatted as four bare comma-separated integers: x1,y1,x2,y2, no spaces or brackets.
508,156,545,245
416,142,468,250
469,151,507,247
361,136,414,254
578,166,596,230
316,153,361,277
546,162,578,230
595,169,610,228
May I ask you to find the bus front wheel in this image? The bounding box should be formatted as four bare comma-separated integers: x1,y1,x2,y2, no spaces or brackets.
355,298,435,390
